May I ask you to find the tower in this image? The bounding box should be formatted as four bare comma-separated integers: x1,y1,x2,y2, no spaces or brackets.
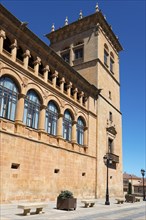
46,5,123,197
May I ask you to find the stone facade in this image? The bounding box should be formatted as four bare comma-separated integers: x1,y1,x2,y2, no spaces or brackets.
0,4,123,203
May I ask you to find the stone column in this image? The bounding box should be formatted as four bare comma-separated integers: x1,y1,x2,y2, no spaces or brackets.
23,50,31,69
43,65,50,82
66,82,72,97
73,88,78,101
57,113,63,139
60,77,65,93
34,56,41,76
52,70,58,87
38,105,46,131
83,95,88,107
72,120,77,143
0,30,6,53
10,39,17,61
78,91,84,105
15,93,25,123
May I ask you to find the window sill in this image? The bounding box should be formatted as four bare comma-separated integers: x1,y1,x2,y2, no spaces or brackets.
73,58,83,65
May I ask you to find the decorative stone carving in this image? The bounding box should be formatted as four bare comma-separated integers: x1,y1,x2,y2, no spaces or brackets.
23,49,31,58
22,77,29,87
10,39,17,49
106,126,117,136
43,90,49,99
0,30,6,39
33,56,41,65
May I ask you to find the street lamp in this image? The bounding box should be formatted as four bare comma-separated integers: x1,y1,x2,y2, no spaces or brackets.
103,154,112,205
141,169,145,201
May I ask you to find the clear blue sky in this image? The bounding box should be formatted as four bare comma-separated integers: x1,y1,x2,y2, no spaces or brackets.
1,0,145,177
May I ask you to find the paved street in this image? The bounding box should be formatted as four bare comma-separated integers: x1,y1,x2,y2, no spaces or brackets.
0,198,146,220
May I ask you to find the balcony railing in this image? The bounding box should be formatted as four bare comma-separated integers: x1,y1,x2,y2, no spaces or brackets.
106,152,119,163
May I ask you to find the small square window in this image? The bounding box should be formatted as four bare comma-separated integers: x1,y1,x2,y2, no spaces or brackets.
104,50,109,66
54,169,60,173
62,53,70,63
109,91,112,100
108,138,113,153
109,112,113,122
11,163,20,169
74,48,83,60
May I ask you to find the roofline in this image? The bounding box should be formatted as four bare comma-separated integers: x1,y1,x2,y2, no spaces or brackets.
0,3,99,99
46,10,123,52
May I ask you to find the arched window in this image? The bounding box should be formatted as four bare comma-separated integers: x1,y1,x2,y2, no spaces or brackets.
63,110,72,141
110,52,114,73
45,101,58,135
104,43,109,66
23,90,40,129
77,117,85,145
0,76,18,121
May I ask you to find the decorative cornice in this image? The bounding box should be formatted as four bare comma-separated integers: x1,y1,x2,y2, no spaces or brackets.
0,4,100,100
46,11,123,52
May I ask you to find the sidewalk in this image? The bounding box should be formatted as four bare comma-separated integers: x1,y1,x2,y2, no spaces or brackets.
0,198,146,220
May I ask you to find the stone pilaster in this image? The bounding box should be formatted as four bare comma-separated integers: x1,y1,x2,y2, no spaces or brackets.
0,30,6,53
84,126,88,146
66,82,72,97
34,57,41,76
43,65,50,82
73,88,78,101
23,50,31,69
10,39,17,61
60,77,65,93
52,70,58,87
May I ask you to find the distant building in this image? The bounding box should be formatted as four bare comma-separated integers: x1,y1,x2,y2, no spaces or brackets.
0,3,123,203
123,172,146,195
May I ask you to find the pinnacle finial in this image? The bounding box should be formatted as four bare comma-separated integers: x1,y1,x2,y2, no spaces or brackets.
79,10,83,20
51,23,55,32
65,16,68,26
95,3,99,12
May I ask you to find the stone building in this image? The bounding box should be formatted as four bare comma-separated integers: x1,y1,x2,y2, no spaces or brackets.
0,3,123,203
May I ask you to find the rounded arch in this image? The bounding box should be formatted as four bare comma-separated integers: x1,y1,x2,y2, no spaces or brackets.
23,89,41,129
110,51,114,59
63,107,75,121
25,89,41,104
77,115,86,128
0,75,18,92
47,95,62,114
104,43,109,52
1,67,23,93
0,76,19,121
63,104,76,120
25,83,44,105
76,111,88,126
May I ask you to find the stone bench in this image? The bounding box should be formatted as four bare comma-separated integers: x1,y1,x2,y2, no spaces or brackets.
115,198,125,204
17,202,48,216
81,200,95,208
135,197,140,202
